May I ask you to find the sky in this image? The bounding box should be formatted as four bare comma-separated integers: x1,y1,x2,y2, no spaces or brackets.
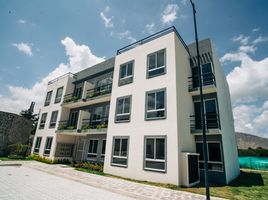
0,0,268,138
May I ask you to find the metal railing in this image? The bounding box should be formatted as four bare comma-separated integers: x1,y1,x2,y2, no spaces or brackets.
81,116,109,130
86,83,112,100
48,73,76,85
57,120,77,131
190,113,220,131
63,93,82,104
188,72,216,90
116,26,189,55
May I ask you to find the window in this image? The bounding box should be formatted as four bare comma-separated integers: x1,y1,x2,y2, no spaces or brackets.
34,137,42,153
44,137,53,156
192,63,214,88
49,111,58,128
55,87,63,103
144,136,166,172
44,91,52,106
101,139,106,161
115,96,131,122
119,61,134,86
88,139,98,160
39,113,47,129
147,49,166,78
146,89,166,120
74,87,83,99
111,137,129,167
196,142,223,171
69,111,79,128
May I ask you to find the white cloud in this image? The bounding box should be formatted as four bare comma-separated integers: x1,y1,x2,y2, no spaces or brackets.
252,36,268,45
115,30,136,43
145,23,155,34
181,0,188,6
12,42,33,56
232,34,250,45
252,28,260,32
18,19,26,24
238,45,257,53
0,37,104,114
161,4,179,25
100,6,114,28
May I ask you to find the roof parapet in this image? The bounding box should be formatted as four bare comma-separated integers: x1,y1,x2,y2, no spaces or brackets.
48,72,77,85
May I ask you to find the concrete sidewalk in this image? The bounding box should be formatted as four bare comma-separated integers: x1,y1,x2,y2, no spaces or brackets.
0,161,224,200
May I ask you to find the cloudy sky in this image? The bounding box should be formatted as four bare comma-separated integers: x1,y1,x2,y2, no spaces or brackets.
1,0,268,138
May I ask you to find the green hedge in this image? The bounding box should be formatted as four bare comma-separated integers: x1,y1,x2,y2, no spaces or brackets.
73,162,103,172
27,154,71,164
238,148,268,157
7,143,30,158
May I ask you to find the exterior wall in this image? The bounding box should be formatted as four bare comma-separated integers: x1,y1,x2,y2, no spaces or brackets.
212,48,240,183
104,32,188,185
31,74,75,159
0,111,32,156
174,36,196,185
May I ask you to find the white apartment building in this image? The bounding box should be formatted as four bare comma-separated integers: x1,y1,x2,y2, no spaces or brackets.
32,26,240,186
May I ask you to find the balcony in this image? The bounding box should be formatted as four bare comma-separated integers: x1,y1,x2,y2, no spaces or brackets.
62,83,112,108
188,72,216,95
190,113,221,134
56,117,108,136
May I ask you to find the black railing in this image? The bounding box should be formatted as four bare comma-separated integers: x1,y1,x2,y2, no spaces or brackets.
57,120,77,131
86,83,112,100
188,72,216,91
81,116,109,130
190,113,220,131
116,26,189,55
63,93,82,104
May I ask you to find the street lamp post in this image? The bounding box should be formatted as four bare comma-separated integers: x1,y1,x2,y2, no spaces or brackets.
189,1,210,199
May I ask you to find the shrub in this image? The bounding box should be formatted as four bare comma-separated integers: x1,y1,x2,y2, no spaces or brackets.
238,148,268,157
73,162,103,172
8,143,30,157
96,124,107,129
27,154,72,164
7,155,26,160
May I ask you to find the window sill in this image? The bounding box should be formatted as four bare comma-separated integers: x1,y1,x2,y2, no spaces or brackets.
111,163,128,168
145,116,166,121
144,167,166,173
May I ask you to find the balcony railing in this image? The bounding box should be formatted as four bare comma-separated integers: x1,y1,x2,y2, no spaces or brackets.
63,94,83,104
190,113,220,131
188,72,216,91
86,83,112,100
81,116,109,130
57,120,77,131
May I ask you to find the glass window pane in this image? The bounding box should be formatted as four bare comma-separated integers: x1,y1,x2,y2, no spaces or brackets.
112,157,127,166
121,139,128,157
120,65,127,79
114,139,120,156
127,63,133,76
93,140,98,153
89,140,93,153
196,143,204,161
157,50,165,68
146,139,154,159
117,99,124,114
102,140,106,154
147,93,155,110
148,67,165,77
156,91,165,109
156,138,165,160
148,54,156,70
145,161,165,170
208,143,222,162
205,100,216,114
124,97,130,113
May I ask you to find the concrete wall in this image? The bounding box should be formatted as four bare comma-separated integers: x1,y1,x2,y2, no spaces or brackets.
104,32,189,185
31,74,75,159
0,111,32,156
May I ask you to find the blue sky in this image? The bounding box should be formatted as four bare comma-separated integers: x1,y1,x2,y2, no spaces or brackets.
1,0,268,137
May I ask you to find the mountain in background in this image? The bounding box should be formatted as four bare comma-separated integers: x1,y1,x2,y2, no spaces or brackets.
236,132,268,149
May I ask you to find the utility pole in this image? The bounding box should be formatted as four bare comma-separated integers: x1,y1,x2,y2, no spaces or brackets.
189,0,210,199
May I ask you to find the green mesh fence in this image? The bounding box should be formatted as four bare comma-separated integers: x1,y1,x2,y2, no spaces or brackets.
239,157,268,171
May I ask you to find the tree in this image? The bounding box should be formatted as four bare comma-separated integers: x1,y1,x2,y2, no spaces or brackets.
20,102,38,135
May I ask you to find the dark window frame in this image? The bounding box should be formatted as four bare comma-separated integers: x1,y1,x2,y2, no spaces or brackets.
54,87,64,104
49,110,58,129
34,137,42,154
43,137,53,156
111,136,129,168
115,95,132,123
147,49,166,79
144,135,167,173
39,113,47,129
44,91,53,106
87,139,99,161
145,88,166,120
118,60,134,86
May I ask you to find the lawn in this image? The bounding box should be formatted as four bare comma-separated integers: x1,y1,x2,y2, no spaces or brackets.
76,168,268,200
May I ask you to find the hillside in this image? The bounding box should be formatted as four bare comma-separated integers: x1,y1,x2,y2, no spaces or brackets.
236,132,268,149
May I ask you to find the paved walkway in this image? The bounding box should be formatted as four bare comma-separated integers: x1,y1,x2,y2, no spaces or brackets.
0,161,224,200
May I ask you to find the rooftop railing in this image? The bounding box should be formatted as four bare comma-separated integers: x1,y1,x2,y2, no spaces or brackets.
116,26,189,55
48,72,77,85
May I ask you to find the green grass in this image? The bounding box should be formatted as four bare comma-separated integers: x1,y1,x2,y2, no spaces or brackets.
76,168,268,200
0,157,12,161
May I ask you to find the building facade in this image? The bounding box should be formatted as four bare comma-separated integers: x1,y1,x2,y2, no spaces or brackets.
31,27,239,186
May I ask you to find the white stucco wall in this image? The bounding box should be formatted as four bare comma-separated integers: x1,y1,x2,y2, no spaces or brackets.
31,74,75,159
104,32,189,185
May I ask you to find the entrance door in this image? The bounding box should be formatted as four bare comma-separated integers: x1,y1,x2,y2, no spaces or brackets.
74,137,86,161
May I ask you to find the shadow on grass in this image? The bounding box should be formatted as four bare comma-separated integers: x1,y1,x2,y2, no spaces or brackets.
229,170,264,187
